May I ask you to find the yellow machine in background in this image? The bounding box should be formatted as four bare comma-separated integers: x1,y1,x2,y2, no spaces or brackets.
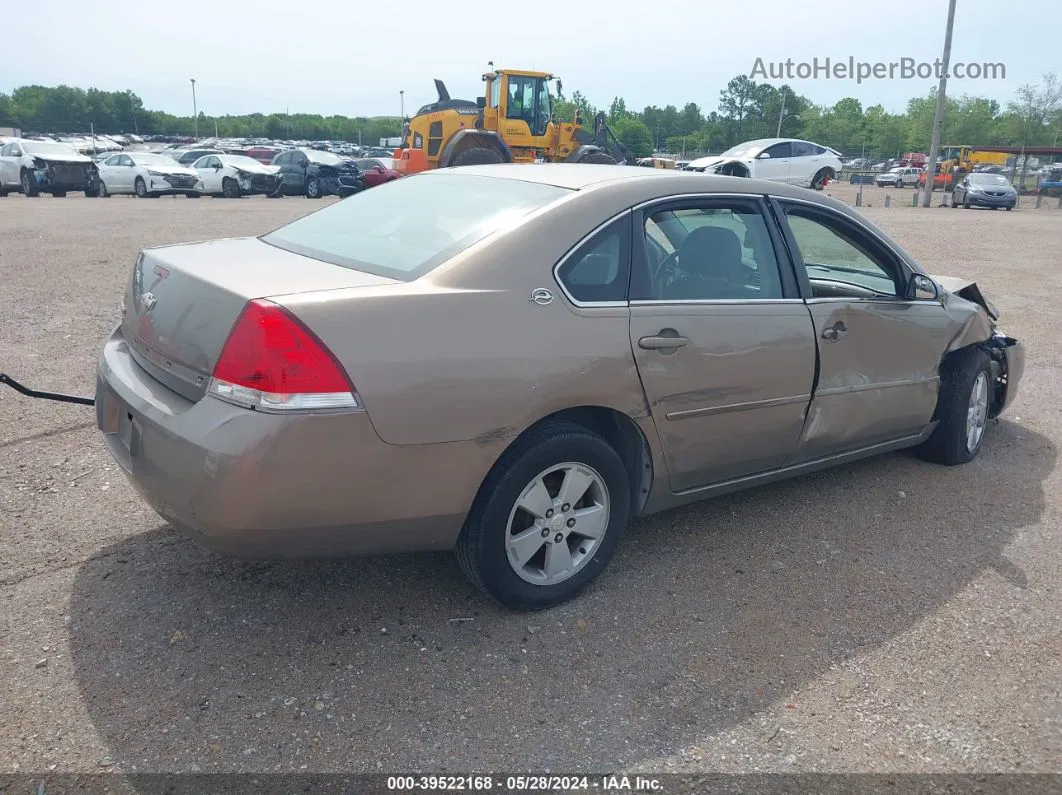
393,65,630,175
939,146,1011,174
637,157,676,169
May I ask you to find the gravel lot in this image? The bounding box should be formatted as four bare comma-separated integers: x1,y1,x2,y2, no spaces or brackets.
1,186,1060,782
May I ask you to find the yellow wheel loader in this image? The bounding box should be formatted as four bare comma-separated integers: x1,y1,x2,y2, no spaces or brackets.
393,66,632,175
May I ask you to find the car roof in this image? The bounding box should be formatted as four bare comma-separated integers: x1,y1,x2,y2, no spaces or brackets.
421,163,836,202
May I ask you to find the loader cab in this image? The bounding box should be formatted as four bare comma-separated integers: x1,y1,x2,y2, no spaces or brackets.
482,70,555,141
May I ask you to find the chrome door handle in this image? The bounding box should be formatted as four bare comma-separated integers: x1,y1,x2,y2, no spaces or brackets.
639,334,689,351
821,321,848,341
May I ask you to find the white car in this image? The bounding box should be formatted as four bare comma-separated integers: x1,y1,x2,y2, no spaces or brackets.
96,152,200,198
684,138,842,190
875,166,922,188
190,154,282,198
0,138,101,197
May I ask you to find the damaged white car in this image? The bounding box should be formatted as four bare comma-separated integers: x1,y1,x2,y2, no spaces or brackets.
684,137,842,190
0,138,101,197
190,154,282,198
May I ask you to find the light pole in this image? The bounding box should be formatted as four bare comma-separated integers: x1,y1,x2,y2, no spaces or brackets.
190,78,198,140
400,90,405,120
922,0,957,207
776,88,787,137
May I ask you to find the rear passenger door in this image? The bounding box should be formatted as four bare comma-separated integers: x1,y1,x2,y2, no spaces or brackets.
628,196,818,492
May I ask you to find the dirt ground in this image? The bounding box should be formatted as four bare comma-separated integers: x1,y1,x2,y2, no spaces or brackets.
1,187,1060,783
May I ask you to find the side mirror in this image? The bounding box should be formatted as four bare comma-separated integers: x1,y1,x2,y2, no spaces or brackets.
757,152,771,159
476,96,486,109
907,273,939,301
214,163,222,170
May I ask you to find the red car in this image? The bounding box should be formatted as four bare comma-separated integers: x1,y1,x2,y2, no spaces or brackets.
354,157,402,188
245,146,284,165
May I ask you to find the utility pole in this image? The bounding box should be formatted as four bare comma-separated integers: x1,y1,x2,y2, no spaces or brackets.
190,78,198,140
776,88,787,137
922,0,957,207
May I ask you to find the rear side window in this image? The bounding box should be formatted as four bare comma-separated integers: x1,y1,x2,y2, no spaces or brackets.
261,173,570,281
555,215,630,304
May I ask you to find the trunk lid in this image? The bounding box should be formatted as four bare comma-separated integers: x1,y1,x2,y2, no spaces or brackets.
121,236,396,401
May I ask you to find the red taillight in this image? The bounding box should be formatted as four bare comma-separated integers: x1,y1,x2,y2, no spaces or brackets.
208,298,360,411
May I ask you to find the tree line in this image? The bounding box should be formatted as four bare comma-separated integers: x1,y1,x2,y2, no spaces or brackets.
2,73,1060,160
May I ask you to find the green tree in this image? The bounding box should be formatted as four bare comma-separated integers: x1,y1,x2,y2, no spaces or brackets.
611,117,654,157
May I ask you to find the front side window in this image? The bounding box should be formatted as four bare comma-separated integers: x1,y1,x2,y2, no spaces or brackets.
783,207,901,297
763,142,793,159
635,203,784,301
262,173,569,281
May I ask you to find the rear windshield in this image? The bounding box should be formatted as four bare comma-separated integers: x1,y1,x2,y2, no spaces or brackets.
260,173,570,281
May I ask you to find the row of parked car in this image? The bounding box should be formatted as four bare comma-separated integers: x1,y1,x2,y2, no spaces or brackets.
0,137,402,199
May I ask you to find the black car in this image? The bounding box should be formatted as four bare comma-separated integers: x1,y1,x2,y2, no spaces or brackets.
952,172,1018,210
272,148,365,198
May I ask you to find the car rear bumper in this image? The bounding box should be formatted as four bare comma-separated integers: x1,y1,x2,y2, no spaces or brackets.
94,327,496,558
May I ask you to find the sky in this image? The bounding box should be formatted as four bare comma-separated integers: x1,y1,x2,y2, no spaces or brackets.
5,0,1060,119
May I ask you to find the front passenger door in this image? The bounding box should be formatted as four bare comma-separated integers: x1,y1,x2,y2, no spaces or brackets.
773,200,956,461
629,197,818,492
755,141,792,184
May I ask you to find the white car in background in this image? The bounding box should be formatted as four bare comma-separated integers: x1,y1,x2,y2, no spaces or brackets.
191,153,282,198
96,152,200,198
685,137,842,190
875,166,922,188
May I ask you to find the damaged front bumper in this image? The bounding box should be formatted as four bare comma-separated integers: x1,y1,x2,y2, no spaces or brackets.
29,161,99,193
985,331,1024,419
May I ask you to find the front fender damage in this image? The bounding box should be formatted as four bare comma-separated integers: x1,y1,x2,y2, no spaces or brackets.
933,275,1022,418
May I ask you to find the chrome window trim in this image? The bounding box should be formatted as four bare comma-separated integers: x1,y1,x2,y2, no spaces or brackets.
551,209,634,309
630,298,803,307
632,192,762,213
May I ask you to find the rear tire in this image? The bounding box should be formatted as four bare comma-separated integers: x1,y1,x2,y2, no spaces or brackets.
811,168,833,190
917,347,993,466
452,147,505,166
456,421,631,611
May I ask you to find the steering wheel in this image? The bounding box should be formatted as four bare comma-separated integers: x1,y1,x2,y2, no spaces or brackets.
653,249,683,293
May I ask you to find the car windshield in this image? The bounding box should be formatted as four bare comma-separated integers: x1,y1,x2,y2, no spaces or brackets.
219,155,264,169
261,173,570,281
23,140,80,157
305,150,344,165
970,174,1011,186
131,153,177,166
720,141,770,158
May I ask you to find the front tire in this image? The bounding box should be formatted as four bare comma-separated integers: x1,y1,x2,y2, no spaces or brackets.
134,176,149,198
221,177,241,199
917,347,993,465
305,176,322,198
21,170,39,197
456,421,631,611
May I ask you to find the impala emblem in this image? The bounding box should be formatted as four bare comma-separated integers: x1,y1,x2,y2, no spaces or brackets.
141,292,157,311
529,288,553,306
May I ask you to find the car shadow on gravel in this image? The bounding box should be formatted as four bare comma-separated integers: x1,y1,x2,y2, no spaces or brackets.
68,419,1054,774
